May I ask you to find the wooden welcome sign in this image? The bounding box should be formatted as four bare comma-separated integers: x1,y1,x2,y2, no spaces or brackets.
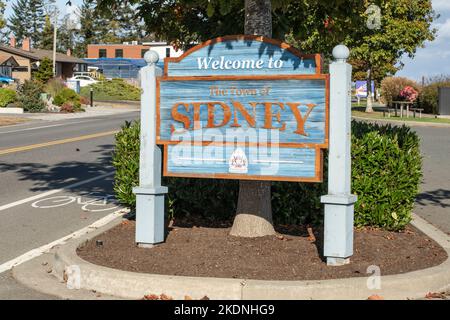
156,35,329,182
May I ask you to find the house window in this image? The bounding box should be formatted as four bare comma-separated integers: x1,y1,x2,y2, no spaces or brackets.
166,47,171,57
74,64,87,72
141,49,148,58
99,49,107,58
0,66,12,77
115,49,123,58
12,66,28,72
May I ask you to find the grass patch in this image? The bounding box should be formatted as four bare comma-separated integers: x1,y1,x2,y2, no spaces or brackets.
80,79,141,101
352,110,450,124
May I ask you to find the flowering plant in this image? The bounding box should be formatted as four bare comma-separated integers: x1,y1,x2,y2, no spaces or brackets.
399,86,418,102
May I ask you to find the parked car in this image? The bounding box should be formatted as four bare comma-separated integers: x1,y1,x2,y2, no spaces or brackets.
67,75,98,87
0,73,15,85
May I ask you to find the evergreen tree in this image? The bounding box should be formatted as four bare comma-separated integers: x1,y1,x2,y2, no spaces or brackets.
58,14,75,53
0,0,7,43
108,3,145,42
41,15,54,50
74,0,146,56
8,0,30,44
33,57,53,83
74,0,99,57
8,0,47,47
28,0,46,46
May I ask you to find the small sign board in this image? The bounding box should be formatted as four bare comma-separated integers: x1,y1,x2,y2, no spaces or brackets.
355,80,374,98
156,35,329,182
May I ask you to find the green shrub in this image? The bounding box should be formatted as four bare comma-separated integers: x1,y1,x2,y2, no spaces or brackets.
0,88,17,107
417,76,450,114
112,120,421,230
351,121,421,230
112,121,238,222
80,78,141,101
380,77,421,105
53,87,82,111
16,80,45,112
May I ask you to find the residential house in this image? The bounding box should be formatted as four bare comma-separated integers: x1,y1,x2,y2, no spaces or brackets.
0,37,87,83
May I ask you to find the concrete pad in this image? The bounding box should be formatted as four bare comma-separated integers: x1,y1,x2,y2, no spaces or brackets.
0,108,24,114
12,252,118,300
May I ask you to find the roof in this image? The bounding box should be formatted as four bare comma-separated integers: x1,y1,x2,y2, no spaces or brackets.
0,44,86,64
0,55,19,66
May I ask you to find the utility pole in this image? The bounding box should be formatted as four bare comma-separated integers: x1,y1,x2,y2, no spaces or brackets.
52,16,57,77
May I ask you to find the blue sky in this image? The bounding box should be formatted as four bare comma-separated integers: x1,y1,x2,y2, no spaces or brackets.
397,0,450,81
4,0,450,81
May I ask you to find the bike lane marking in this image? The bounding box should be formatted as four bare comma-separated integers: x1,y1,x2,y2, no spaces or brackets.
0,172,114,212
31,193,119,212
0,208,129,273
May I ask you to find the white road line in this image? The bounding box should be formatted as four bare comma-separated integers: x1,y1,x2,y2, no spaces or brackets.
0,119,97,134
0,171,114,212
0,208,129,273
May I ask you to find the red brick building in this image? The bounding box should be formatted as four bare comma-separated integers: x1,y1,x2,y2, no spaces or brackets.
87,43,150,59
87,42,182,59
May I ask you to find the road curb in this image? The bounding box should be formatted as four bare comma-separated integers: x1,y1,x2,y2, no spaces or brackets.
352,116,450,128
21,213,445,300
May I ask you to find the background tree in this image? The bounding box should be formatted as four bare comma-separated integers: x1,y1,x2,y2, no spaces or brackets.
73,0,146,57
41,15,54,50
27,0,46,46
348,0,435,112
0,0,6,43
58,14,77,53
8,0,30,44
9,0,47,47
74,0,98,57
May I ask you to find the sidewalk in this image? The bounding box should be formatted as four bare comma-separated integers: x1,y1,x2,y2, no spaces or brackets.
0,104,139,123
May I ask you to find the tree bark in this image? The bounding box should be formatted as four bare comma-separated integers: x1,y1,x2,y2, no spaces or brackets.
230,0,275,238
365,68,374,113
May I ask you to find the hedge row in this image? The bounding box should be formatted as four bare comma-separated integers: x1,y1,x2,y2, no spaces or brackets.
112,120,421,231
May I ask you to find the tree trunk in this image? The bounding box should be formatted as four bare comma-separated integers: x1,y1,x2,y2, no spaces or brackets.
230,0,275,238
365,68,374,113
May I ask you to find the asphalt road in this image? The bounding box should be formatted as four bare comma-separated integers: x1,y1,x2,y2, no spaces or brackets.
0,111,138,299
0,113,448,299
412,125,450,235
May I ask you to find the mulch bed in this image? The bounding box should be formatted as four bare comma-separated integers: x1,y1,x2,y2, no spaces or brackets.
78,216,447,281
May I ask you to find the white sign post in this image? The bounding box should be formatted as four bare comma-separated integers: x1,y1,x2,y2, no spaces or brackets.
321,45,357,266
133,51,168,247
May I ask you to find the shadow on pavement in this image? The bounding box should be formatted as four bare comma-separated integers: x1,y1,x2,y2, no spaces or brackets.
0,144,115,194
416,189,450,208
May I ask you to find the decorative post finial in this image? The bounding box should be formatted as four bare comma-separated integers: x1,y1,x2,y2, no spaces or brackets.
144,50,159,66
332,45,350,63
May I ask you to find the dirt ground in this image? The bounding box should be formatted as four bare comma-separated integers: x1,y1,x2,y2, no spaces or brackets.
78,217,447,281
0,116,28,127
